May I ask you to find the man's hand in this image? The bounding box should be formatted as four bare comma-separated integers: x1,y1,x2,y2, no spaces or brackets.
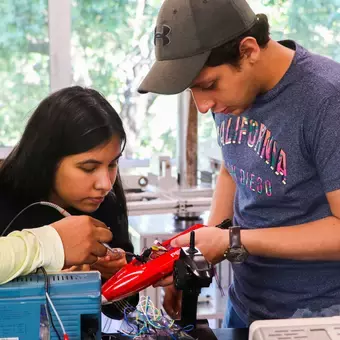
170,226,229,264
90,248,127,280
51,216,112,267
153,227,229,319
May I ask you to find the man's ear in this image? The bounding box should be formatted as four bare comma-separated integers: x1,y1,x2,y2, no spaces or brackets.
239,37,260,64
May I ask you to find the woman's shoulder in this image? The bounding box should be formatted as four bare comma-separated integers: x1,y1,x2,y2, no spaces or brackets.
0,189,64,235
0,190,22,218
0,190,25,234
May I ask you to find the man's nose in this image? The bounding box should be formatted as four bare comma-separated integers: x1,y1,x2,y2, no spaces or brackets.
190,89,215,113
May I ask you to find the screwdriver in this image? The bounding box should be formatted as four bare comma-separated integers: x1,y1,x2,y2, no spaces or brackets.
102,242,137,258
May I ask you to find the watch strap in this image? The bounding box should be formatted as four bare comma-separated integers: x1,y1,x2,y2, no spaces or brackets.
229,226,241,248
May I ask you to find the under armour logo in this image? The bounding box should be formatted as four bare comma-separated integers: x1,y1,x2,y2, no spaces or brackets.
154,25,171,46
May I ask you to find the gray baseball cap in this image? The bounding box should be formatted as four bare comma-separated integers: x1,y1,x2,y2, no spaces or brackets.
138,0,257,95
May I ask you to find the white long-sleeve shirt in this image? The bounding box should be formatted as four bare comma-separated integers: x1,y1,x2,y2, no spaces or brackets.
0,225,64,284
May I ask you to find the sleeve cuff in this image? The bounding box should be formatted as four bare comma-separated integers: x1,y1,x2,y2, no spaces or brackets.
24,225,65,271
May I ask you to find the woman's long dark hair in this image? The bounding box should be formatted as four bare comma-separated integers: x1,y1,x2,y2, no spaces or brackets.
0,86,127,224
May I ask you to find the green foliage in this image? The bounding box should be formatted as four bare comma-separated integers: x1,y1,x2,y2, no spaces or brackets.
263,0,340,59
0,0,49,146
1,0,340,158
71,0,162,157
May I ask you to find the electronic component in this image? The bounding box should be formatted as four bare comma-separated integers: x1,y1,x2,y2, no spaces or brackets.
249,316,340,340
173,231,214,327
0,271,101,340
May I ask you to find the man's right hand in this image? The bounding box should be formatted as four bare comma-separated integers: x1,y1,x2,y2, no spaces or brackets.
51,216,112,267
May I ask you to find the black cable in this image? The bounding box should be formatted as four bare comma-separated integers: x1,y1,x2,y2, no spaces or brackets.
38,267,62,340
1,202,43,236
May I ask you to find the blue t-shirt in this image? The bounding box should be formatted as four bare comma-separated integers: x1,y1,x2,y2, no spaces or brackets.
214,40,340,324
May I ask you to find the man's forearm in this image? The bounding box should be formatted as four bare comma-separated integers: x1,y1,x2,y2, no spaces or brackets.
208,163,235,226
0,226,64,285
242,216,340,260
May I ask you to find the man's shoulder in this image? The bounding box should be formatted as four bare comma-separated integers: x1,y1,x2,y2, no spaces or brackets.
295,43,340,94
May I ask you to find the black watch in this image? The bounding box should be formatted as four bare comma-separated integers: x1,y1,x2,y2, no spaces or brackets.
223,226,249,264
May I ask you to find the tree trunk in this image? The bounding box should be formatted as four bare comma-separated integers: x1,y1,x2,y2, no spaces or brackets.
186,95,198,187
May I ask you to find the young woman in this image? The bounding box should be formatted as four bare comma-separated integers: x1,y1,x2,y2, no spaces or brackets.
0,86,137,318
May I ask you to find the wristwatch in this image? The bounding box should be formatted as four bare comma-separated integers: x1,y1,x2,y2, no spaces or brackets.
223,226,249,264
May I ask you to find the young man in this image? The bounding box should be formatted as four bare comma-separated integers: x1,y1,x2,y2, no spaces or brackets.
138,0,340,328
0,216,112,284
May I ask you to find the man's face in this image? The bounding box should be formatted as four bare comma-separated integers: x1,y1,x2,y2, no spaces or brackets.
190,60,259,116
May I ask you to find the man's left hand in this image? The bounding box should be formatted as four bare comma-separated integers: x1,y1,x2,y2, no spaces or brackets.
170,226,229,264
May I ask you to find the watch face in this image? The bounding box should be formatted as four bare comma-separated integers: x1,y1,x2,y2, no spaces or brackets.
226,247,248,264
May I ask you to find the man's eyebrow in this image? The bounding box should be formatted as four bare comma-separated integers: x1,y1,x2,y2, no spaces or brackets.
190,79,203,88
189,79,213,89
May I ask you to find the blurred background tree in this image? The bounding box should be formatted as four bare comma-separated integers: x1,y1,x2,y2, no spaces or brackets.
1,0,339,160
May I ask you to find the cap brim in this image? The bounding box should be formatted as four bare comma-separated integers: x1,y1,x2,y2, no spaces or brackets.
138,51,211,95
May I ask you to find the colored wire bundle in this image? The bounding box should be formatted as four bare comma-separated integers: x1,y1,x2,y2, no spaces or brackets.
118,296,194,339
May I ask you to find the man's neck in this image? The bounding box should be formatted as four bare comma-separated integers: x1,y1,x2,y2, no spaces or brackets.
257,40,295,94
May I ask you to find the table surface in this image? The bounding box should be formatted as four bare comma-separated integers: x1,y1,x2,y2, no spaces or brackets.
102,328,249,339
213,328,249,340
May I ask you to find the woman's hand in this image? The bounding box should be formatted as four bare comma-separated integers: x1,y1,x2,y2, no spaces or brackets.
62,264,91,272
162,284,182,319
90,248,127,280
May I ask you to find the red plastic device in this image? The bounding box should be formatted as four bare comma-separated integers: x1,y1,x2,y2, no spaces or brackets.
102,223,205,302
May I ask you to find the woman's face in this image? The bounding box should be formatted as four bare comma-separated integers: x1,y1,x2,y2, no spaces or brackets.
50,136,122,213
